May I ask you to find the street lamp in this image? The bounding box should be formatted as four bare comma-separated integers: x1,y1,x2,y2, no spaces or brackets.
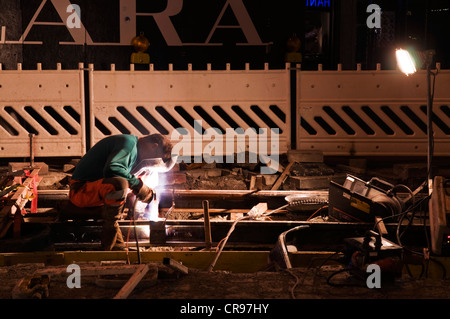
395,48,436,193
395,49,417,76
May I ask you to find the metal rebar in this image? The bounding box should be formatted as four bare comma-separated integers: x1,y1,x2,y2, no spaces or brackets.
202,200,212,249
158,189,329,199
29,133,34,168
132,199,141,264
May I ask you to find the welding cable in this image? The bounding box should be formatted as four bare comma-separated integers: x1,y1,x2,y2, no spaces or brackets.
369,194,430,243
371,210,412,232
207,215,249,272
369,196,430,279
215,237,227,253
387,184,415,207
258,204,289,221
306,205,328,221
302,251,344,293
395,195,430,247
284,268,300,299
132,198,142,264
394,195,431,278
208,203,290,272
125,218,134,265
263,204,289,217
285,253,342,299
420,202,431,256
326,268,359,287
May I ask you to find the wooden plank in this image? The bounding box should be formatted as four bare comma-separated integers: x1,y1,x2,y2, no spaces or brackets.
271,161,295,190
249,175,263,190
163,257,189,275
289,175,333,190
35,264,152,277
113,264,150,299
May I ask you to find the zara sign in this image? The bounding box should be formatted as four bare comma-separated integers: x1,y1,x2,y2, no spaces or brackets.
0,0,268,47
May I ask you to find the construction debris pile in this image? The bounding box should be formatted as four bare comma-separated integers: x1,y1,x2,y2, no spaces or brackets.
1,151,448,300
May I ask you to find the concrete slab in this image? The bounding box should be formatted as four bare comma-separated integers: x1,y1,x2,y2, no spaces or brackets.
289,175,333,190
287,150,323,163
8,162,49,175
185,168,223,179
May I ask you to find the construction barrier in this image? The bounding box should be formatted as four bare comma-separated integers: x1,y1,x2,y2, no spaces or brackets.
88,63,290,159
1,62,449,158
0,63,86,158
297,63,450,156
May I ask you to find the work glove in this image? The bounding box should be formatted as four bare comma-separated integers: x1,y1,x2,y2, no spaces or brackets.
133,179,154,203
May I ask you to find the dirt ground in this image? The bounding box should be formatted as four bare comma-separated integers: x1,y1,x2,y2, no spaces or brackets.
2,260,450,302
2,157,450,308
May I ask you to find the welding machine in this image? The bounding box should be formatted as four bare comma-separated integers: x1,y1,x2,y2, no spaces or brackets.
342,230,404,283
328,175,404,222
429,176,450,256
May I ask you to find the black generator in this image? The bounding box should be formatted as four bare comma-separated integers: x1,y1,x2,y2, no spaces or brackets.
328,175,404,222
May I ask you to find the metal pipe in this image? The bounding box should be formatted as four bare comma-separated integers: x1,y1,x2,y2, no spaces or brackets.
132,199,141,264
37,189,329,201
426,63,434,194
29,133,34,168
203,200,212,249
38,189,324,196
158,189,329,199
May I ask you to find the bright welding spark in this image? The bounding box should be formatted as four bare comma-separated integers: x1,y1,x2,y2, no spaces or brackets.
146,199,160,221
141,172,161,222
138,225,150,238
142,171,159,189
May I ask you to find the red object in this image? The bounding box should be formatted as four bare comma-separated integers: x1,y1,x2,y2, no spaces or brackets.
24,170,38,214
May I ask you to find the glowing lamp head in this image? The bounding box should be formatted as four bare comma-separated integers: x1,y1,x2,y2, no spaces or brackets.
396,49,417,76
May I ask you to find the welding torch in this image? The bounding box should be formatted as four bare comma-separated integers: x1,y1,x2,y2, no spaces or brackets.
129,156,178,262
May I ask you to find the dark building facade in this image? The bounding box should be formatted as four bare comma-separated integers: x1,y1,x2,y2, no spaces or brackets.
0,0,448,71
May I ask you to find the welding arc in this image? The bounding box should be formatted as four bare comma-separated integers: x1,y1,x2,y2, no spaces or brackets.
207,204,289,272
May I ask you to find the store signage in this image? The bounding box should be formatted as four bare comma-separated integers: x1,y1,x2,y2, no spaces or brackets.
0,0,268,47
305,0,331,8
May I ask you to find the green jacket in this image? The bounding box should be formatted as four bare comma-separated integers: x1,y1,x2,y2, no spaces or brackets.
72,134,140,189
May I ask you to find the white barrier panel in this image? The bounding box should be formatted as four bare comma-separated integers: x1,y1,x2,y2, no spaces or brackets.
89,63,290,159
297,64,450,156
0,63,86,158
3,62,449,160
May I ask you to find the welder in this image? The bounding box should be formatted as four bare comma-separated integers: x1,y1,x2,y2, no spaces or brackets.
69,133,173,251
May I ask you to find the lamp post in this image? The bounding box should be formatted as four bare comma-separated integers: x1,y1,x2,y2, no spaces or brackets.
395,48,436,194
